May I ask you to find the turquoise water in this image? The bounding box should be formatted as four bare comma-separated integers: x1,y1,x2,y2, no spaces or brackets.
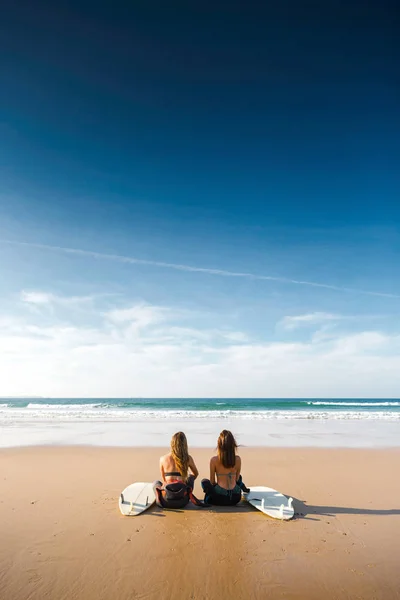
1,397,399,420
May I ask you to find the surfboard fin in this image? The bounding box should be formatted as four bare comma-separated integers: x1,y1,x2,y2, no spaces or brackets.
121,493,125,503
279,504,284,518
288,497,293,510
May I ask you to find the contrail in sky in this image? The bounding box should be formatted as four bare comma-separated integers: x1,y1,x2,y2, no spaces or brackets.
1,239,399,299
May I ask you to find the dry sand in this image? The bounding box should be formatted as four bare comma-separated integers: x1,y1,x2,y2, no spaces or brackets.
1,446,399,600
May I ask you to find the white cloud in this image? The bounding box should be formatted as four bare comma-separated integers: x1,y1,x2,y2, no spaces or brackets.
21,290,94,308
280,312,341,330
329,331,389,355
148,327,249,344
222,331,249,342
106,303,168,327
0,293,400,397
21,291,53,305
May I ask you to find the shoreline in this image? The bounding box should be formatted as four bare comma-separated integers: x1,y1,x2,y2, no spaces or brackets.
1,416,399,448
1,446,400,599
0,444,400,454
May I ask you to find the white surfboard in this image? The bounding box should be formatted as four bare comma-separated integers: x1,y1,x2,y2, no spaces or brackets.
244,486,294,520
119,482,156,516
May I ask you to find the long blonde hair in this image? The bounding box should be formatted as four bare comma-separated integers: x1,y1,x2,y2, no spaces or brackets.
170,431,189,480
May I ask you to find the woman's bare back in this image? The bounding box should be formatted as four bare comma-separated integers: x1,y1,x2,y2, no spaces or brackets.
159,453,198,483
210,455,241,490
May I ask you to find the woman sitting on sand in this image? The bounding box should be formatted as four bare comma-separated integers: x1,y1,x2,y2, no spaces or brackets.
153,431,201,508
201,430,250,506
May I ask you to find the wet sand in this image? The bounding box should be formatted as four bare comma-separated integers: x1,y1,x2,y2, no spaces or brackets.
1,446,399,599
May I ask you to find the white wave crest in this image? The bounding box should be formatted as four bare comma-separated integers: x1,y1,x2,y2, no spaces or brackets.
27,403,103,410
306,401,400,407
0,408,399,423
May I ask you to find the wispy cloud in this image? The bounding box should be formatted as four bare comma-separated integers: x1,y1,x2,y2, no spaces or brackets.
106,303,168,328
280,311,389,331
21,290,94,307
281,312,341,330
3,239,400,299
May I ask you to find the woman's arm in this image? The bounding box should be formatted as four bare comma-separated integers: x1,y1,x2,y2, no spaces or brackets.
236,456,242,482
188,455,199,479
160,456,166,483
210,456,216,485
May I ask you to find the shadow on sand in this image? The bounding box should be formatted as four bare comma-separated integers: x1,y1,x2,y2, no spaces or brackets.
147,502,254,515
144,498,400,520
292,498,400,521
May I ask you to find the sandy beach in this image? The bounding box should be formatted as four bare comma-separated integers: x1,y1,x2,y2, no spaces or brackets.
1,446,400,600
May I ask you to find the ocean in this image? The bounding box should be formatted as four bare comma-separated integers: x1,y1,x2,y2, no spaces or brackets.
1,397,400,420
1,398,399,448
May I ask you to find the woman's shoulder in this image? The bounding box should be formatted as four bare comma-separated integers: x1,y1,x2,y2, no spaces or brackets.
210,455,218,464
235,455,241,464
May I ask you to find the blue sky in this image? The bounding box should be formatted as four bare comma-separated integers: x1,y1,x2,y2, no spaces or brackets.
1,1,399,397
